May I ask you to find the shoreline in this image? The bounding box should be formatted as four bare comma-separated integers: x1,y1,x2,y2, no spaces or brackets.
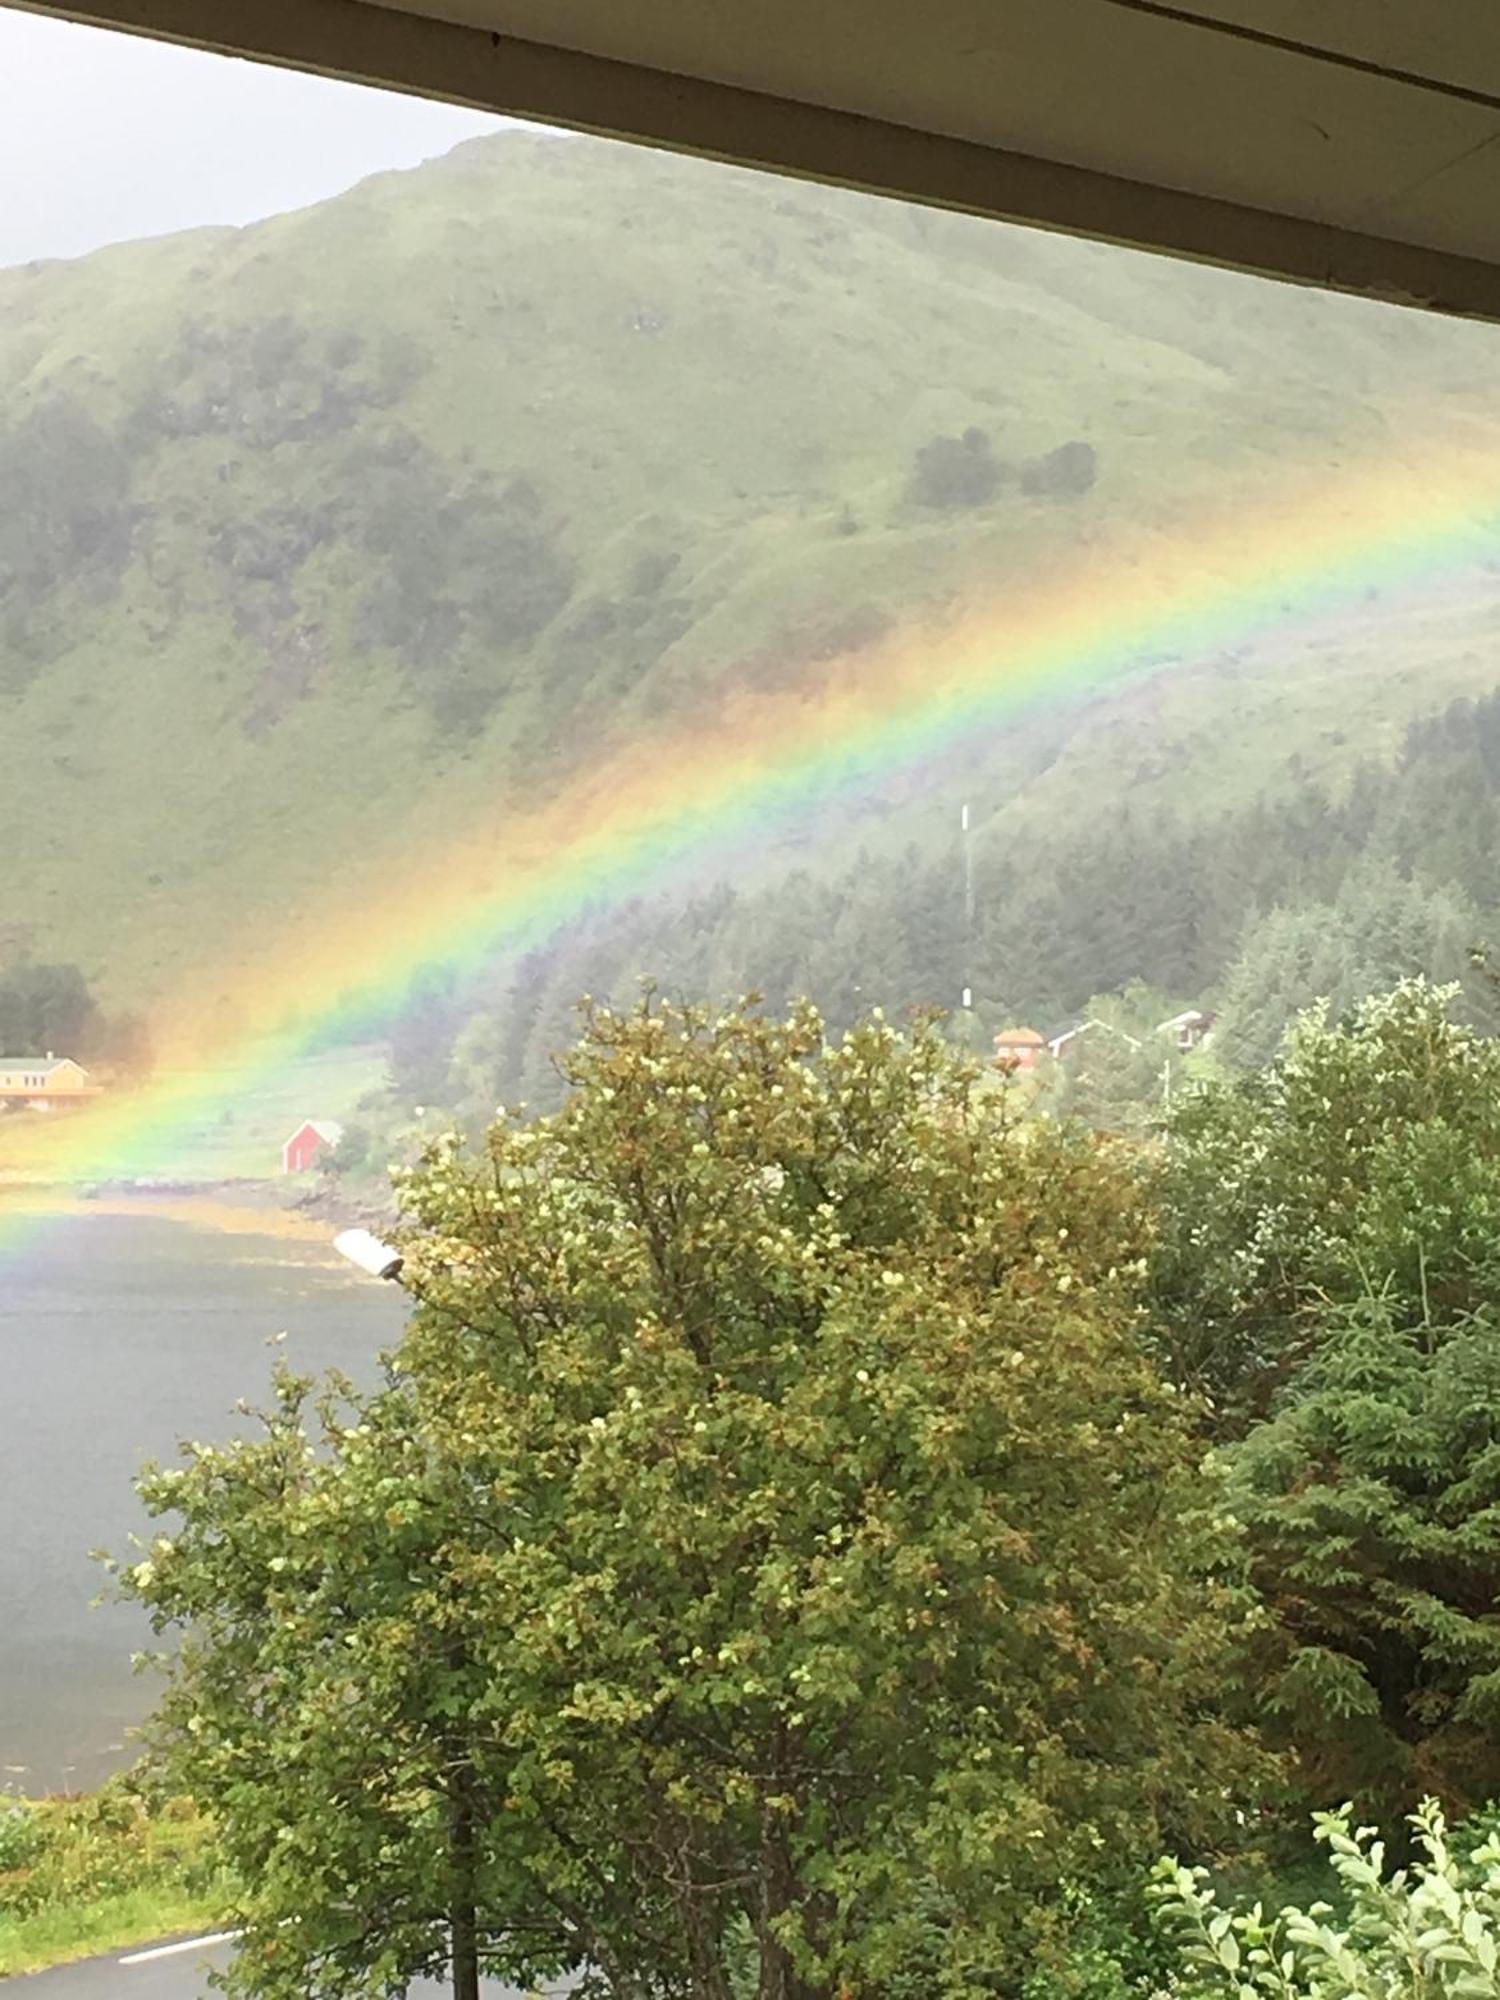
0,1178,393,1246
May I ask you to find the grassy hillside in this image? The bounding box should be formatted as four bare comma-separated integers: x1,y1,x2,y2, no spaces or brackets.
5,129,1500,1032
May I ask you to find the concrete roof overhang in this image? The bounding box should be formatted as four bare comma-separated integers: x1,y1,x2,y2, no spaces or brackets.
12,0,1500,322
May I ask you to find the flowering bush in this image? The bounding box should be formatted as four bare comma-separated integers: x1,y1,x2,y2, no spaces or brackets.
1152,1799,1500,1997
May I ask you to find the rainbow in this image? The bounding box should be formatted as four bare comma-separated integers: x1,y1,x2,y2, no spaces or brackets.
5,443,1500,1225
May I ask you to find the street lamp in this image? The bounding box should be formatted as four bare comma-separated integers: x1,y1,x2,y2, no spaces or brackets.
332,1226,404,1283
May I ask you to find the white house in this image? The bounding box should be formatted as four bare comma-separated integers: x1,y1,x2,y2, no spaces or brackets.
1156,1009,1216,1053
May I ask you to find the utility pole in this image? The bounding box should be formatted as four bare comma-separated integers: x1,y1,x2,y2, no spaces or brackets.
960,801,975,1014
961,801,975,933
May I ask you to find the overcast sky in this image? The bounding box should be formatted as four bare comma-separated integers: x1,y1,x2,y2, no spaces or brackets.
0,8,508,268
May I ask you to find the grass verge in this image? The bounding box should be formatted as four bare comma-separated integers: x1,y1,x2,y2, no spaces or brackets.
0,1880,226,1978
0,1778,227,1979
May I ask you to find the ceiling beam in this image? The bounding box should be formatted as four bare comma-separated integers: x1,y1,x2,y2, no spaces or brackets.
14,0,1500,321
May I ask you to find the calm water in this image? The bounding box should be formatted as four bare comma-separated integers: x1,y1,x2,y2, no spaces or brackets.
2,1212,406,1791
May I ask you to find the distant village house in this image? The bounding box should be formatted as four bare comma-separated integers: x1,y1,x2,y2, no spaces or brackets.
1042,1018,1142,1062
1044,1022,1089,1063
992,1026,1046,1072
1040,1010,1216,1061
1157,1008,1216,1052
0,1053,98,1111
282,1119,344,1174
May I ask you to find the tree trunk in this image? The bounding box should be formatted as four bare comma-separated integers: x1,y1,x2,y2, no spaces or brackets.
451,1896,480,2000
449,1769,481,2000
757,1817,824,2000
451,1906,480,2000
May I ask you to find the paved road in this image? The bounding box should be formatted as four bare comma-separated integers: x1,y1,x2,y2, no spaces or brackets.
16,1933,522,1996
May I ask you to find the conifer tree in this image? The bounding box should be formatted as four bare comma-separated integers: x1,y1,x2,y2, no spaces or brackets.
1229,1300,1500,1818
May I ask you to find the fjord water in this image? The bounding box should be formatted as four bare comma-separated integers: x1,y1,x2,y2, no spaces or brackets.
2,1213,406,1792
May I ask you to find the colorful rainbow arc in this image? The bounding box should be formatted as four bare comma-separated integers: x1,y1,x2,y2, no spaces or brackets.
4,445,1500,1219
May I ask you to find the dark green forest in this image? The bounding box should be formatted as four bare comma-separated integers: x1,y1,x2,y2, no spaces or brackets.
368,684,1500,1123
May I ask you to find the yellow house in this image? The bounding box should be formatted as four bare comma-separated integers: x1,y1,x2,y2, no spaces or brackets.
0,1054,99,1110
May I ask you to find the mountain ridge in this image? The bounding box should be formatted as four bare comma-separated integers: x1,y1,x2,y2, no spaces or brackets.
6,127,1500,1039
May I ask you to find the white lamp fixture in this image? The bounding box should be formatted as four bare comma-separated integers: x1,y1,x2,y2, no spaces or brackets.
333,1227,404,1283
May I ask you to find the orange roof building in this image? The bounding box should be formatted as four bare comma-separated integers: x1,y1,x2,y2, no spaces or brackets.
992,1026,1046,1073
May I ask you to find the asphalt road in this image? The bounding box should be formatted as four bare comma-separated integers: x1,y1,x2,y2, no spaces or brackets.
16,1933,522,1996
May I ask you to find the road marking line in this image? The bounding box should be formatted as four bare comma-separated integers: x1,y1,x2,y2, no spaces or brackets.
119,1929,241,1964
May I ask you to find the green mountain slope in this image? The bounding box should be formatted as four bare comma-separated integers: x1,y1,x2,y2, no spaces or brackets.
5,129,1500,1031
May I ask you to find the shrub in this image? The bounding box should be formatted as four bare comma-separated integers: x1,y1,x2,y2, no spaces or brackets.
1151,1798,1500,1996
1021,438,1098,497
908,424,1002,507
0,1778,213,1920
0,1801,44,1879
1020,1876,1175,1999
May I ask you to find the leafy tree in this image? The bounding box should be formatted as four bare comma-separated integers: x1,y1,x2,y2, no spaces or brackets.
1149,980,1500,1429
121,998,1263,1998
0,961,101,1059
95,1006,155,1079
900,843,966,1016
401,997,1266,1993
0,397,131,613
445,1011,510,1136
351,433,574,719
117,1372,559,2000
319,1121,372,1179
1019,439,1097,498
1227,1300,1500,1819
0,960,152,1078
907,426,1002,508
1151,1798,1500,1997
